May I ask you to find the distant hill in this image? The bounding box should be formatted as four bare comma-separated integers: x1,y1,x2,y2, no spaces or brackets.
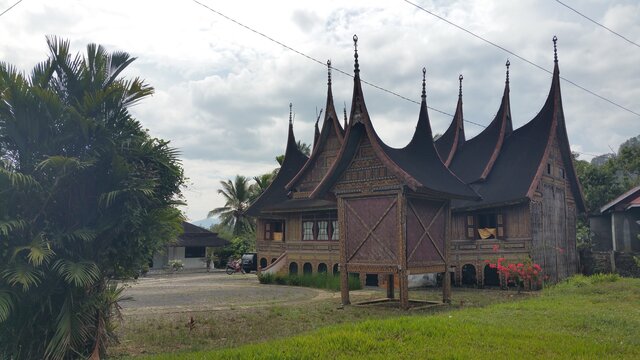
191,217,219,230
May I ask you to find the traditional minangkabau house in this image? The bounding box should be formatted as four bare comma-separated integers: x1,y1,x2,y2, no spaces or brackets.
246,35,585,306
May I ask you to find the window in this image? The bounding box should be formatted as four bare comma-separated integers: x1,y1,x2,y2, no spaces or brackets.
546,163,552,175
317,221,329,240
301,212,338,241
465,213,505,240
302,221,314,240
184,246,205,258
264,220,284,241
559,168,565,179
332,220,339,240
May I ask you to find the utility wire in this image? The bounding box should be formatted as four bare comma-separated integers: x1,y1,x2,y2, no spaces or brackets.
191,0,486,128
403,0,640,118
555,0,640,50
0,0,23,18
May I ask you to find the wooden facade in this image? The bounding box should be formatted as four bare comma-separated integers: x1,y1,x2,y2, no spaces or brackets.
246,37,585,307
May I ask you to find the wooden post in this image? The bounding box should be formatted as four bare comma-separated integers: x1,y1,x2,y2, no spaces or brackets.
399,269,409,309
340,264,350,305
386,273,395,299
443,201,452,303
338,197,350,305
398,192,409,309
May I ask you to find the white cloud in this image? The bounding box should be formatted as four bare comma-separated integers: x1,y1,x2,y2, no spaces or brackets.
1,0,639,219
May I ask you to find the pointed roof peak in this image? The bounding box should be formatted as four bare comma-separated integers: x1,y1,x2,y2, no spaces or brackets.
421,67,427,100
458,74,463,98
343,104,348,128
289,102,293,125
553,35,558,64
353,34,359,74
327,59,332,86
505,59,510,84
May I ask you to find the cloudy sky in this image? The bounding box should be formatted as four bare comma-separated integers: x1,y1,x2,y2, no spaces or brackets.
1,0,639,221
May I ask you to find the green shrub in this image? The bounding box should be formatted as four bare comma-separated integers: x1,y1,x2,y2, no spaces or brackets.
257,272,361,291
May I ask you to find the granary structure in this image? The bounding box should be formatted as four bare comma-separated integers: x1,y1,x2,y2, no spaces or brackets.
246,36,584,305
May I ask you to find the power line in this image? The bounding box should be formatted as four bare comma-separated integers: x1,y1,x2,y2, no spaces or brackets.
0,0,23,18
403,0,640,118
191,0,486,128
555,0,640,50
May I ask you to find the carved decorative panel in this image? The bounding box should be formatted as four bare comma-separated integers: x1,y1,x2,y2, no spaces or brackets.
344,196,398,265
406,198,446,267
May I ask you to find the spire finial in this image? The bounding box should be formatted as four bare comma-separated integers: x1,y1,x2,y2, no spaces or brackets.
353,34,359,73
327,59,332,86
553,35,558,63
289,103,293,125
505,60,510,84
458,74,463,97
421,67,426,99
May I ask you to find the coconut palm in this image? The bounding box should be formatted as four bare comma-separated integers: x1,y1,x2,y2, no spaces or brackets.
250,173,274,202
209,175,254,235
0,37,184,359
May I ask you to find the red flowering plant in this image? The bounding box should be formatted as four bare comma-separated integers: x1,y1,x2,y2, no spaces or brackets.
484,245,543,291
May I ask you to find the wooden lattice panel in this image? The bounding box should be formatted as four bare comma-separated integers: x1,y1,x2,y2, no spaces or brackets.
406,198,446,267
344,196,398,265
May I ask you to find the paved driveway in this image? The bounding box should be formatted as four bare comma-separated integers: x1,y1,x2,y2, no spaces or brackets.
121,270,330,315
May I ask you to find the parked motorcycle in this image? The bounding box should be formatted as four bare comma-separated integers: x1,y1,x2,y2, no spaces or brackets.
226,259,245,275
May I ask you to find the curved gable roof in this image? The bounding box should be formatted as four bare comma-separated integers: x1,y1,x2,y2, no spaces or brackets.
245,107,309,217
453,40,585,212
435,75,466,167
286,62,344,191
449,64,513,183
312,41,478,200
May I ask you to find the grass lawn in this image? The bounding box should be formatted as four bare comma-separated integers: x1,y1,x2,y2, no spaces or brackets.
119,275,640,359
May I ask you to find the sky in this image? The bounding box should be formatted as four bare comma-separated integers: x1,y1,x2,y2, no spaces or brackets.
1,0,639,221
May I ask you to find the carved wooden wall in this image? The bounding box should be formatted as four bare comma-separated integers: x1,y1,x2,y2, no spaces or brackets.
343,196,398,267
296,135,341,193
406,197,447,268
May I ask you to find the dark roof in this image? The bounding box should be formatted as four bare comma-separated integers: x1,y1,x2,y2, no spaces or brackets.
312,51,478,200
245,109,309,217
448,68,512,183
175,222,228,247
286,63,344,191
262,198,337,213
453,56,585,212
600,186,640,213
435,76,465,166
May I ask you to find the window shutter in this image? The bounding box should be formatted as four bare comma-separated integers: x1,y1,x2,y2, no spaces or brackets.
265,222,271,240
497,214,505,239
465,215,475,239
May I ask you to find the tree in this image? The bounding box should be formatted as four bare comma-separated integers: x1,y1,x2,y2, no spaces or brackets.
276,141,310,166
0,38,184,359
208,175,253,235
250,173,274,202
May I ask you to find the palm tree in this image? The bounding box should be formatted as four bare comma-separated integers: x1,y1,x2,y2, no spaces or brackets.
0,37,184,359
209,175,254,235
250,173,274,202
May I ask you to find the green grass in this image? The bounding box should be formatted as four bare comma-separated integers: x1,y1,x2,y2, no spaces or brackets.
258,272,362,291
129,275,640,359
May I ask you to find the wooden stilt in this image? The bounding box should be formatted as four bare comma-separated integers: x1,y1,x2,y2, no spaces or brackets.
340,265,350,305
399,270,409,309
386,274,395,299
442,270,451,303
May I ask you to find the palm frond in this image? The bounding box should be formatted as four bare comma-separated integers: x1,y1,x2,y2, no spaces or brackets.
0,290,14,322
0,219,27,237
12,233,55,266
1,262,42,291
52,260,100,288
0,168,41,190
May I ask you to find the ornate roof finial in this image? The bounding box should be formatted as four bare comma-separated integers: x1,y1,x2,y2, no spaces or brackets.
421,67,427,99
289,102,293,125
353,34,359,73
505,60,511,84
327,59,332,86
459,74,463,97
553,35,558,63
